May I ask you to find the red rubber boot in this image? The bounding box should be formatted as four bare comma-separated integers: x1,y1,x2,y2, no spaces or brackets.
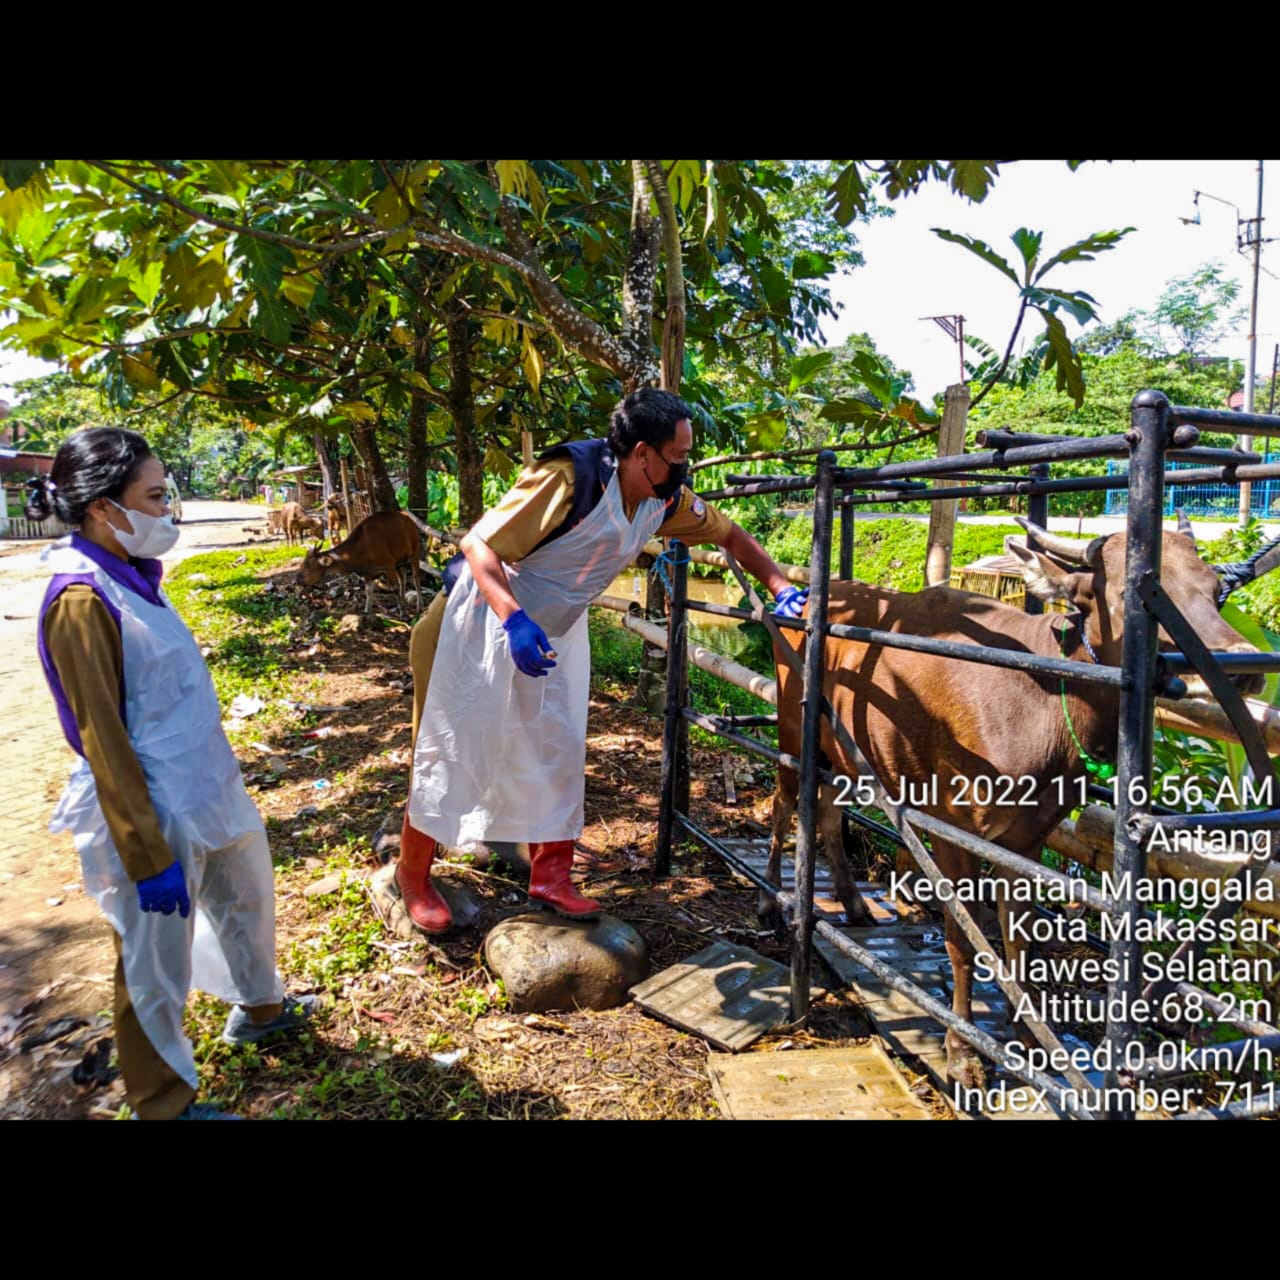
395,812,453,934
528,841,602,919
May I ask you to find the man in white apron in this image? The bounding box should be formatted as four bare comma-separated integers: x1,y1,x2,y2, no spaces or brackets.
400,389,808,933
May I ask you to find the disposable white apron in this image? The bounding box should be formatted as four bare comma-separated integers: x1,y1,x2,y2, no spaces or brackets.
43,540,283,1090
410,473,667,848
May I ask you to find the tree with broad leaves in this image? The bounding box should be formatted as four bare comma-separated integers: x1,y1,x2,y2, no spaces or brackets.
933,223,1134,409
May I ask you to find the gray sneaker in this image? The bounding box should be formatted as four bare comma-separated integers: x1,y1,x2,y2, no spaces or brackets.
222,994,319,1046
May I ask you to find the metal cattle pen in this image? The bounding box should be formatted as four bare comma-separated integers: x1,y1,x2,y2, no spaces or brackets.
653,389,1280,1121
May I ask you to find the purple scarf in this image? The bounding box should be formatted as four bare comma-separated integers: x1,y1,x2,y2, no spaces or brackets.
36,534,167,757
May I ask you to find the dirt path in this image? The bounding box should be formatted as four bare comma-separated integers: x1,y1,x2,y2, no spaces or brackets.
0,503,278,1116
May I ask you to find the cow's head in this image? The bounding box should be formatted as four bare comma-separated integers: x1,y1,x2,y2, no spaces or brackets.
1006,515,1266,696
298,543,334,590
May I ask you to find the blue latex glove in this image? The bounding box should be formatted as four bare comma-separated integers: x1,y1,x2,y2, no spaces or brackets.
137,860,190,918
773,585,809,620
503,609,556,678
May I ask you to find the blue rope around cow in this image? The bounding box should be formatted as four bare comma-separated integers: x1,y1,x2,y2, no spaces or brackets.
650,548,691,598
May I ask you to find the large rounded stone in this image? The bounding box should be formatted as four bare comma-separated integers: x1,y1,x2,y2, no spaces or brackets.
370,862,481,939
484,913,649,1013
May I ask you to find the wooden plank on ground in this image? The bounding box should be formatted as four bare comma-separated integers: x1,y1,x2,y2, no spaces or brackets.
629,940,825,1052
708,1041,931,1120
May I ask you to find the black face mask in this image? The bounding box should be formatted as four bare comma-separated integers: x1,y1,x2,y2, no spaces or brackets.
648,456,688,500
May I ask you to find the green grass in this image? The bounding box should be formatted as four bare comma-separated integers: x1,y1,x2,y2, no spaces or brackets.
165,546,313,744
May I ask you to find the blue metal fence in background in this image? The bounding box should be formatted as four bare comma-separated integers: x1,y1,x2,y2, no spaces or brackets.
1104,455,1280,518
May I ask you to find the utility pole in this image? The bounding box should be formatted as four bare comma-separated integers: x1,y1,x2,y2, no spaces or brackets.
1240,161,1265,526
1186,167,1271,526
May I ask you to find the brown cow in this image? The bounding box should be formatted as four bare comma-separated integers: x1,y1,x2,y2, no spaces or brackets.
325,494,348,545
298,511,422,615
767,519,1267,1090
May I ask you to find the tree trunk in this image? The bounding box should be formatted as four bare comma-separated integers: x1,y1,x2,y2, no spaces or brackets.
620,160,662,392
312,431,337,499
349,422,400,512
644,160,686,394
447,303,484,528
406,334,431,521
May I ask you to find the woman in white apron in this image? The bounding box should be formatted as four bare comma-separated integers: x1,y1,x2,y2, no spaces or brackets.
31,428,315,1120
401,389,808,933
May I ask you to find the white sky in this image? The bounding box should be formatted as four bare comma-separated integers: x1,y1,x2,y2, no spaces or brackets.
4,160,1280,409
822,159,1280,403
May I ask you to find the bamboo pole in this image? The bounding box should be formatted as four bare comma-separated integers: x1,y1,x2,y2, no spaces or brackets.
1058,805,1280,922
1156,695,1280,755
641,539,811,584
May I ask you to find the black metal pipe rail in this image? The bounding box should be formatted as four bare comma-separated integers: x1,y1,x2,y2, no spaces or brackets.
1128,1033,1280,1081
791,452,838,1017
1102,390,1168,1119
1173,1091,1280,1120
706,458,1280,507
824,621,1124,687
1170,404,1280,435
1159,652,1280,675
682,708,810,777
672,812,780,896
1130,807,1280,834
976,426,1257,466
684,598,804,629
807,916,1091,1118
659,389,1280,1119
901,810,1117,913
671,810,1092,1118
655,539,689,879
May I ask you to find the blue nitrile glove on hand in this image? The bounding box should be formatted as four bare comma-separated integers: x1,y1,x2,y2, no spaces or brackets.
503,609,556,678
773,586,809,620
137,860,191,918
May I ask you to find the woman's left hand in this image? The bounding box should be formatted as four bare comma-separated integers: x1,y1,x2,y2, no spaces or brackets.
137,860,190,918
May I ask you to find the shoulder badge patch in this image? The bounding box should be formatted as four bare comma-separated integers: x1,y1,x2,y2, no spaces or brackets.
691,495,706,518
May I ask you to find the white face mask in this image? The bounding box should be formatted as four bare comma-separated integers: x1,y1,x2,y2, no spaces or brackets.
108,499,181,558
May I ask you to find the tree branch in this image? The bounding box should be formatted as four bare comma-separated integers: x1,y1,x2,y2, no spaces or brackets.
643,159,686,394
970,296,1030,410
82,160,402,257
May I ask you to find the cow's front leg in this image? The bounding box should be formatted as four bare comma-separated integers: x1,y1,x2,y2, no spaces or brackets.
759,768,798,931
935,840,987,1091
997,870,1041,1052
818,784,875,927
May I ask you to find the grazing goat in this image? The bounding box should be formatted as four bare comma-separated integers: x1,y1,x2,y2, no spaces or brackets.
298,511,422,615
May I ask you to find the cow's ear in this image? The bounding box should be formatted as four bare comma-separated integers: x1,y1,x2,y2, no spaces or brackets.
1007,540,1075,602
